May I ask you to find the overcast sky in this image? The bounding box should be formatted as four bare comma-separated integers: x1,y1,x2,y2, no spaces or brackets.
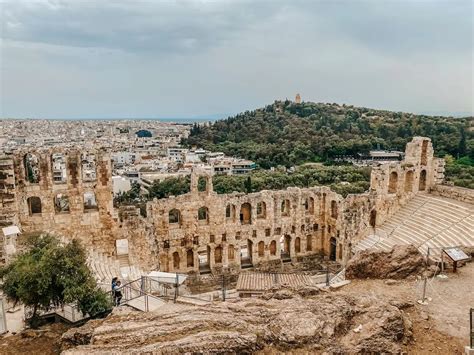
1,0,472,119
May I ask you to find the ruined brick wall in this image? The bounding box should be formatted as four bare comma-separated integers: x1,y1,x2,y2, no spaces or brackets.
368,137,443,228
0,154,18,229
430,185,474,204
7,137,449,274
12,148,118,253
146,177,345,274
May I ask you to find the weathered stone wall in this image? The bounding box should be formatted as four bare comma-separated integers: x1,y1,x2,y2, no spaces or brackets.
7,137,449,275
146,179,344,274
12,148,119,253
430,184,474,204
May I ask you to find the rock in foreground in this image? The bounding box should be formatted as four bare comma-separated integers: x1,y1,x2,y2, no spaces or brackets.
346,245,425,279
62,291,410,354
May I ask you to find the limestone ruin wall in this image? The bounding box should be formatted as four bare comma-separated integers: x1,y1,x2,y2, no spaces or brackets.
3,137,445,275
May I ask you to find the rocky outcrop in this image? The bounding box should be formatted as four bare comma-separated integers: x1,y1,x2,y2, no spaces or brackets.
346,245,426,279
61,292,410,354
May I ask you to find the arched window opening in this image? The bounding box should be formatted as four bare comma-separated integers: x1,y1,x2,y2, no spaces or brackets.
215,246,223,264
370,209,377,228
187,249,194,267
256,201,266,219
305,197,314,214
388,171,398,194
228,245,235,261
404,170,414,193
83,191,98,211
338,245,343,260
330,200,338,219
306,235,312,251
281,199,290,216
198,176,207,192
270,240,277,256
226,204,236,221
198,248,211,274
240,203,252,224
258,241,265,257
419,170,427,191
198,207,209,223
240,240,253,267
280,235,291,260
295,237,301,253
52,153,67,184
27,196,42,215
330,237,337,261
24,153,40,184
173,252,180,270
169,209,181,224
301,224,305,233
81,153,97,182
54,194,70,213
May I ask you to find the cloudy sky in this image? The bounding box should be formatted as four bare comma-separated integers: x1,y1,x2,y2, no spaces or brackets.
1,0,472,119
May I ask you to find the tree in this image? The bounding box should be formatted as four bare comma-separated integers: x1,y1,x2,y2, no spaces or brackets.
135,129,152,138
0,235,111,327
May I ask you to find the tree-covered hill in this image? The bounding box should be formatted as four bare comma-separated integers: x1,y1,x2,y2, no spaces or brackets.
183,100,473,169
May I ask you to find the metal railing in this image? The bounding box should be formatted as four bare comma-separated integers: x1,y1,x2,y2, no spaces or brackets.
470,308,473,349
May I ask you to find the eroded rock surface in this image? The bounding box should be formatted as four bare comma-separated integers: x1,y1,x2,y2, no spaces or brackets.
61,291,410,354
346,245,425,279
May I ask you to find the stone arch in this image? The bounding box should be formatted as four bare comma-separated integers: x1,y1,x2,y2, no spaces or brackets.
419,169,427,191
306,235,312,251
240,203,252,224
280,235,291,259
173,251,180,270
54,193,70,213
281,199,290,216
186,249,194,267
51,153,67,184
295,237,301,253
197,176,207,192
370,209,377,228
83,191,98,211
198,207,209,223
256,201,266,219
228,244,235,261
305,197,314,214
226,204,236,221
258,241,265,257
81,152,97,181
241,240,253,267
24,153,40,183
169,209,181,224
330,200,338,219
215,246,223,264
404,170,414,192
329,237,337,261
27,196,42,215
270,240,277,256
388,171,398,194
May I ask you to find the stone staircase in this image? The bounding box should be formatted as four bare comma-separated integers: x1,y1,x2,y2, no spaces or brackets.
87,250,143,283
354,193,474,260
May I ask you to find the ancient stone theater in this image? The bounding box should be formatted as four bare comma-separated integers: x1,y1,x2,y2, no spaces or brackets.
1,137,472,281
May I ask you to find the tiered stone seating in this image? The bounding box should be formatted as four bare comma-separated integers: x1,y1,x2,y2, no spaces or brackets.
354,194,473,260
86,249,143,283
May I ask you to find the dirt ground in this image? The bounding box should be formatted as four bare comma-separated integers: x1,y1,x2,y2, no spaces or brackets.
0,263,472,354
0,323,69,355
341,261,474,354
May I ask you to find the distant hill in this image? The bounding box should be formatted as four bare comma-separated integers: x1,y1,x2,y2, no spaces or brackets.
183,100,473,169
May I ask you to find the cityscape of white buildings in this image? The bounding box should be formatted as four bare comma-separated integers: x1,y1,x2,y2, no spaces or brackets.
0,119,256,195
